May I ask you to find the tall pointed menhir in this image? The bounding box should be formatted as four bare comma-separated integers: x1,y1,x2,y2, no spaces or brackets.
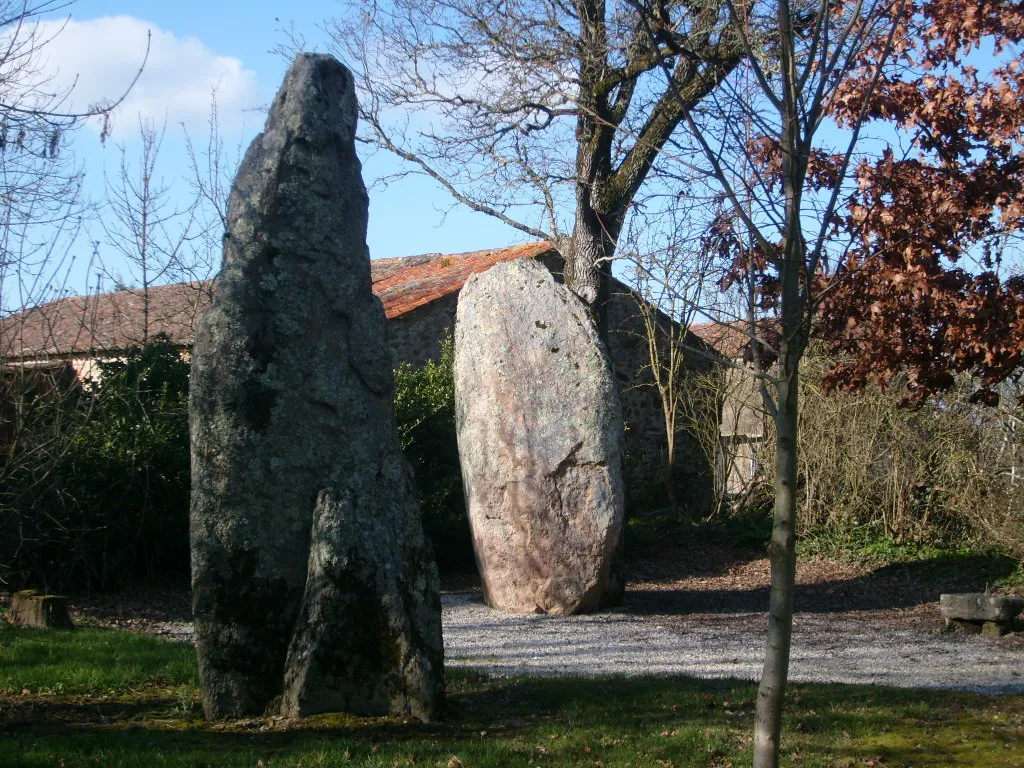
189,53,444,721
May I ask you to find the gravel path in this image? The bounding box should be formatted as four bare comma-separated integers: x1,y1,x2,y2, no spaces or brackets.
148,592,1024,696
442,594,1024,695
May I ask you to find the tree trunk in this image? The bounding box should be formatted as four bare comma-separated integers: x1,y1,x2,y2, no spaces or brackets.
565,218,616,339
753,0,805,761
753,362,798,768
662,398,679,515
566,0,618,337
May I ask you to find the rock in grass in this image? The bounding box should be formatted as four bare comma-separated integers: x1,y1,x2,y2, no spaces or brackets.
454,259,625,615
189,53,443,721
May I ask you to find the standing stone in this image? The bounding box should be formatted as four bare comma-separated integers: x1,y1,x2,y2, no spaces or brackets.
454,259,625,614
189,53,443,722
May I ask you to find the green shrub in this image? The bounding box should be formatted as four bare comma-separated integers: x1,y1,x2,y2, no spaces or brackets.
0,335,191,590
0,332,478,590
393,339,474,572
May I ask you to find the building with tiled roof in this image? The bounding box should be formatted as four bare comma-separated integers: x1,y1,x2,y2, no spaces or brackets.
373,241,553,319
1,241,718,504
1,242,554,367
688,321,753,361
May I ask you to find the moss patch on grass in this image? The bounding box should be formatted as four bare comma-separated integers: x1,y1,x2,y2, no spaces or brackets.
1,627,1021,767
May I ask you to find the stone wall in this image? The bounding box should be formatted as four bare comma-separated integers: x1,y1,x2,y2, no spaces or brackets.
718,362,767,496
386,293,459,369
604,289,715,513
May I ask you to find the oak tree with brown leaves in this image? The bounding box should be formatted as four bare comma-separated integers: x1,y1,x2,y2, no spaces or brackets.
819,0,1024,405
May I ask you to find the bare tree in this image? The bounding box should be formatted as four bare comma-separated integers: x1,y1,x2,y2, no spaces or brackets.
621,202,720,511
0,0,145,317
183,88,243,279
1,0,144,502
328,0,745,329
99,119,200,343
92,92,239,348
605,0,912,764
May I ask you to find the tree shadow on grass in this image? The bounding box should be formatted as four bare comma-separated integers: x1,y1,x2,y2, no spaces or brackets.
3,675,1019,768
0,675,741,731
0,695,184,727
0,676,760,764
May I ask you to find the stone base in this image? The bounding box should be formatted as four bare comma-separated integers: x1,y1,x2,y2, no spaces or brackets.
10,590,74,629
983,621,1011,638
945,617,1015,637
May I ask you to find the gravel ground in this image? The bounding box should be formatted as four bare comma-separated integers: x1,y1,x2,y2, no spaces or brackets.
441,594,1024,695
142,591,1024,696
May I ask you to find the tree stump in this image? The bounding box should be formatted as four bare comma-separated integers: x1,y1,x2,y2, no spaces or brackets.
9,590,74,629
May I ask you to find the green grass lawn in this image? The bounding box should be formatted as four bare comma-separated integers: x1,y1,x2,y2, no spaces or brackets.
1,625,1021,768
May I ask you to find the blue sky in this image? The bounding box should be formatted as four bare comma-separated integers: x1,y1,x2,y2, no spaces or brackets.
30,0,525,300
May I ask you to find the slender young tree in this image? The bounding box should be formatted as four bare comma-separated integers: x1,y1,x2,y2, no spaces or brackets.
633,0,907,764
95,97,235,347
643,0,1024,764
183,89,243,282
622,205,720,511
100,119,199,344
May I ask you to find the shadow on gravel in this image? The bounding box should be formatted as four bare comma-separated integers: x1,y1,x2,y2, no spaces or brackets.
623,553,1020,616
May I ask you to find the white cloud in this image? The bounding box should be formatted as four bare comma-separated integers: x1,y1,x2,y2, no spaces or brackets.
32,15,259,138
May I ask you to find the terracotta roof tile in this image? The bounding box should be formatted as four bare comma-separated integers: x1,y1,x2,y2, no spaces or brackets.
689,322,747,358
373,241,553,319
1,242,556,359
1,281,215,360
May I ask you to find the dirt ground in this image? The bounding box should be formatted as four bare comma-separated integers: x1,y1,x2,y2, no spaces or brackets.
633,538,1021,633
